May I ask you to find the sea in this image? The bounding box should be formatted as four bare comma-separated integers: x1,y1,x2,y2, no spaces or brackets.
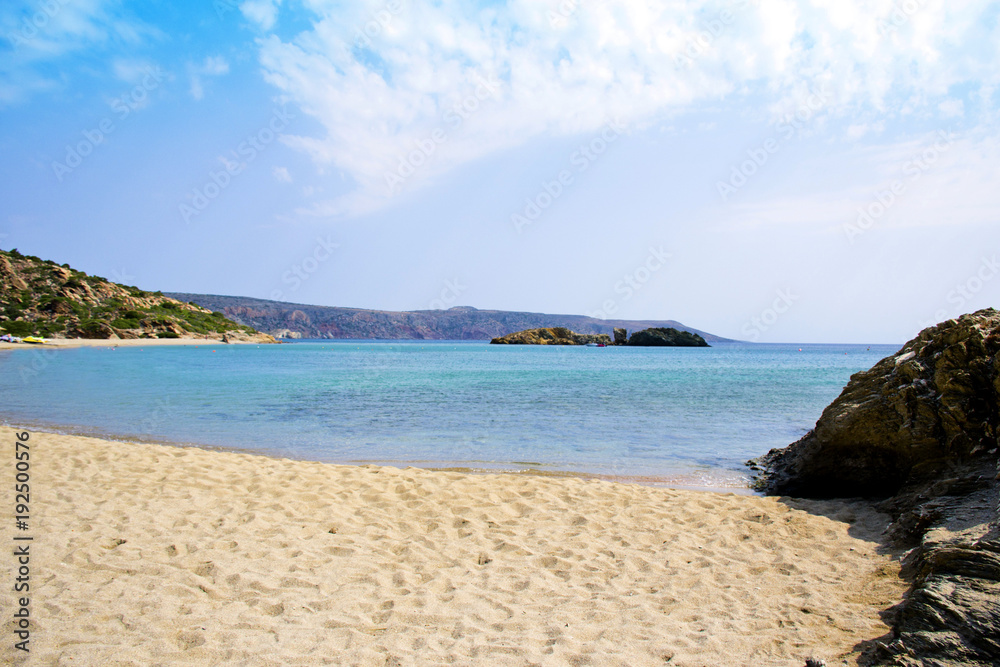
0,340,899,491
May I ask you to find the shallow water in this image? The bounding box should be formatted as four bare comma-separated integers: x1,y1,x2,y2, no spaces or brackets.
0,340,898,488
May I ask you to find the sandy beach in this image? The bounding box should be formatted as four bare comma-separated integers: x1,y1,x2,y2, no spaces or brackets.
0,426,907,666
0,338,272,351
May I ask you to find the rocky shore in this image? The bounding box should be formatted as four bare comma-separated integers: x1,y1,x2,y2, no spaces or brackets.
750,309,1000,666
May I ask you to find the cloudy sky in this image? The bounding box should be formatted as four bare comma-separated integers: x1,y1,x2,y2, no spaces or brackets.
1,0,998,343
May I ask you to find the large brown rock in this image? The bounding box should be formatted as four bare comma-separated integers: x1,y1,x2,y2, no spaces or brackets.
751,309,1000,499
0,255,28,290
489,327,611,345
748,310,1000,667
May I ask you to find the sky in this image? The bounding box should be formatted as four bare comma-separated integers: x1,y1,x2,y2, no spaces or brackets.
1,0,998,344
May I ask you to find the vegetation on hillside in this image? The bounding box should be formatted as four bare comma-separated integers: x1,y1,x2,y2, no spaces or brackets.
0,248,261,339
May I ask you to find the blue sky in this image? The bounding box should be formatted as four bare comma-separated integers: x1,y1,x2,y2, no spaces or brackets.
1,0,998,343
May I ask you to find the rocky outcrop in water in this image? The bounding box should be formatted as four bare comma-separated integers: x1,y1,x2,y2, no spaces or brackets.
627,327,709,347
489,327,611,345
749,309,1000,667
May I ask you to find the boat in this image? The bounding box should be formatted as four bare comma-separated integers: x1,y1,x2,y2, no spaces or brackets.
23,336,46,344
596,343,607,347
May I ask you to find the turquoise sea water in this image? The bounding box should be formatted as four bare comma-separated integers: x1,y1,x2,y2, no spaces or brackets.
0,341,898,489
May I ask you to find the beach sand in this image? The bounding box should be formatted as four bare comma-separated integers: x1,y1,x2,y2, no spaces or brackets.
1,427,907,666
0,337,268,350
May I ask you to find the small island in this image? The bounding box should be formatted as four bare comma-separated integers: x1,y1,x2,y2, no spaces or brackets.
490,326,709,347
626,327,709,347
489,327,611,345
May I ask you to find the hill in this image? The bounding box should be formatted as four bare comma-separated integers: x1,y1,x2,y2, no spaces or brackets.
164,293,732,342
0,249,272,342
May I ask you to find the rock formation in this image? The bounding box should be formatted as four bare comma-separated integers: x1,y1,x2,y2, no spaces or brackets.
750,310,1000,499
221,330,279,344
489,327,612,345
626,327,709,347
614,327,627,345
749,309,1000,667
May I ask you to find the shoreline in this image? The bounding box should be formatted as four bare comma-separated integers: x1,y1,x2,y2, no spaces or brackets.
0,425,907,665
1,421,756,494
0,336,275,350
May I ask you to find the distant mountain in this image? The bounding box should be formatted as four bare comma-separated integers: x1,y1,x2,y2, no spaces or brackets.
165,293,734,342
0,249,271,341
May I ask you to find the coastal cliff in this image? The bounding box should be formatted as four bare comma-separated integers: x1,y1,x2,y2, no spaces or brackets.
0,249,275,343
750,310,1000,666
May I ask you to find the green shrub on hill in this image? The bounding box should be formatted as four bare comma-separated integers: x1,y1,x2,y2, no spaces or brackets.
0,320,37,337
0,248,264,340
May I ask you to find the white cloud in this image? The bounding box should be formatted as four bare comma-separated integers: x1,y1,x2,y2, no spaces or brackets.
241,0,282,31
272,166,293,182
0,0,162,106
254,0,1000,216
721,132,1000,236
188,56,230,101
